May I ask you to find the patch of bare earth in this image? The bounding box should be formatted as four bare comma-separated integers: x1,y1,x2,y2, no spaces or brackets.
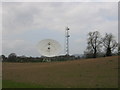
3,56,118,88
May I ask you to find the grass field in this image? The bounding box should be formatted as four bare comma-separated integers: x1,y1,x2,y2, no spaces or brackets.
2,80,44,88
2,56,118,88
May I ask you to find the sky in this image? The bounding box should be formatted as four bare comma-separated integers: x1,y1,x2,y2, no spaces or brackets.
1,0,118,57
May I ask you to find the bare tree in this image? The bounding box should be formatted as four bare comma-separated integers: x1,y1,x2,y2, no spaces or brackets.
118,43,120,55
8,53,17,62
102,33,118,56
85,31,102,58
1,55,7,61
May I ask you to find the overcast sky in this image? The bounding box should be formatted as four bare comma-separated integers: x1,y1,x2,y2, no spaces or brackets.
1,1,118,57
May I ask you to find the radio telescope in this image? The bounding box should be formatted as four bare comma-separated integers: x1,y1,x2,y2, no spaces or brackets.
37,39,62,57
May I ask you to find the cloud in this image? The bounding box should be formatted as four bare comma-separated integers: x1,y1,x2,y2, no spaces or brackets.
2,0,119,2
0,2,2,55
3,2,118,34
2,2,118,56
3,39,40,56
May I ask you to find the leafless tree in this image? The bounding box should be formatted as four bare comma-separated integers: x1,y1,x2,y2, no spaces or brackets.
8,53,17,62
85,31,102,58
102,33,118,56
118,43,120,55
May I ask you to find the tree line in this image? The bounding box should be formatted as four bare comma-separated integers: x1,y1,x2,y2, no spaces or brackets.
1,54,76,62
1,31,119,62
84,31,118,58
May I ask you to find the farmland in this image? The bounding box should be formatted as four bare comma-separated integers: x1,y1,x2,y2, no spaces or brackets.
2,56,118,88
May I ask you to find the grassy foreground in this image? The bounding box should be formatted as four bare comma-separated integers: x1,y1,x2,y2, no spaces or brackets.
2,56,118,88
3,80,44,88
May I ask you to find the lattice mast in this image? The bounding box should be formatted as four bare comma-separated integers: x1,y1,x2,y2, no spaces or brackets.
65,27,70,56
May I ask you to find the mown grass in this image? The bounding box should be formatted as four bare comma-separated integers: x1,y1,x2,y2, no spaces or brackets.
2,80,45,88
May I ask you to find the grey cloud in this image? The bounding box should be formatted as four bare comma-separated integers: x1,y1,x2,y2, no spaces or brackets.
2,2,118,56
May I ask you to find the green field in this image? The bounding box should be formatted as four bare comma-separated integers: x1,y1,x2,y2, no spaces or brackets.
3,80,45,88
2,56,118,88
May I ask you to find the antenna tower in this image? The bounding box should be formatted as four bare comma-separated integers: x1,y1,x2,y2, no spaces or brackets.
65,27,70,56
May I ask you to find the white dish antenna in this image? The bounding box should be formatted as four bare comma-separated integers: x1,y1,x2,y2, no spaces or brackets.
37,39,62,57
